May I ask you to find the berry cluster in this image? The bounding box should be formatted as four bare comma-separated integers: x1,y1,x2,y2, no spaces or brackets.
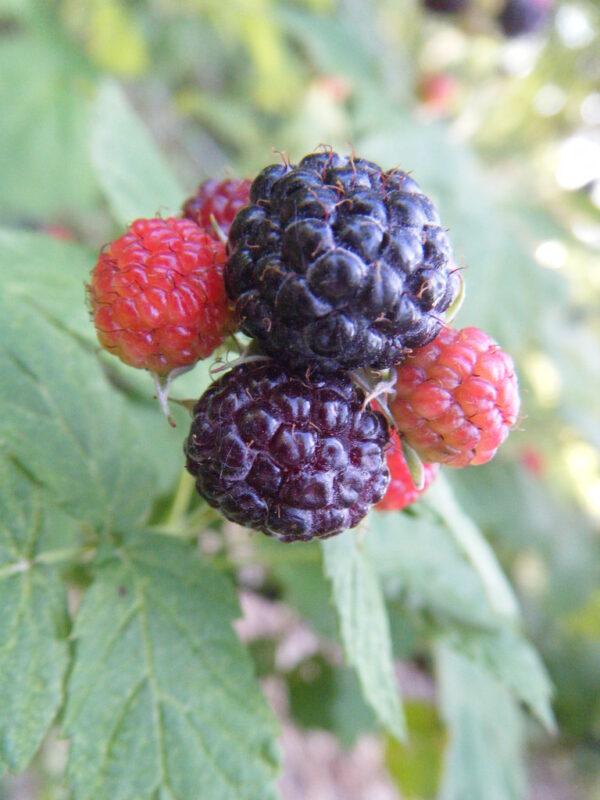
89,151,520,540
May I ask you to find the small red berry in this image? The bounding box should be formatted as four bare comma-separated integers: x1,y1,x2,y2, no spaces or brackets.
88,217,235,375
391,326,520,467
377,434,439,511
182,178,251,239
43,224,76,241
520,446,545,477
418,73,459,116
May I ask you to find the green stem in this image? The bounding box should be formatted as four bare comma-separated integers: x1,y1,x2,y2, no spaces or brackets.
151,500,220,539
185,504,219,529
165,470,195,528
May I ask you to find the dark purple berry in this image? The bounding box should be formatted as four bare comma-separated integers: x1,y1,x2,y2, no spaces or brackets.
225,152,457,372
423,0,469,12
184,360,391,541
498,0,551,36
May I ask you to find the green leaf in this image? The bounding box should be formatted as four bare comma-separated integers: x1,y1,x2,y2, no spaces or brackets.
322,531,406,740
0,459,76,773
91,80,184,226
385,702,446,799
0,33,96,217
0,228,95,342
256,538,339,640
424,477,519,621
276,6,378,85
367,511,501,631
0,227,206,495
287,657,376,747
564,590,600,639
0,294,156,529
64,532,280,800
358,116,560,355
436,643,526,800
442,629,556,733
368,504,554,733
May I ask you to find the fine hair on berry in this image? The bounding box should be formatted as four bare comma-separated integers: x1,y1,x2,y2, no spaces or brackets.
225,151,460,372
184,360,391,541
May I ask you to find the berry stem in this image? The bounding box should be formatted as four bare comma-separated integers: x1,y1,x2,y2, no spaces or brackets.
209,353,271,376
153,365,197,425
153,372,176,425
152,504,220,538
209,214,228,246
165,469,196,528
351,369,397,426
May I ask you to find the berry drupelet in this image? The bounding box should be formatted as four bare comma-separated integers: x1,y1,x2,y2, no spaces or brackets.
184,360,391,541
182,178,251,239
391,326,520,467
225,151,460,372
89,217,235,375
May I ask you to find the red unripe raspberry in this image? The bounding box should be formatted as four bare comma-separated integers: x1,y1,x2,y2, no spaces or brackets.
520,446,545,477
88,217,235,375
391,327,520,467
418,73,459,116
377,434,439,511
182,178,251,239
42,224,76,241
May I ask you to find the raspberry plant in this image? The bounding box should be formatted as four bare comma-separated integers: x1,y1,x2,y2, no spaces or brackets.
4,0,600,794
0,79,558,800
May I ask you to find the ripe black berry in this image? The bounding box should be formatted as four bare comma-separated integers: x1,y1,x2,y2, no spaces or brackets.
498,0,551,36
423,0,469,12
225,151,459,372
184,360,391,541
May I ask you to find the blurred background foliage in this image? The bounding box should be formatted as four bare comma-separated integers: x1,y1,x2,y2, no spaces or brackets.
0,0,599,797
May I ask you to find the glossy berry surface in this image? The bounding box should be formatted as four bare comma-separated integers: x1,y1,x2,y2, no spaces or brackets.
225,151,459,372
377,434,439,511
498,0,551,35
89,217,234,375
182,178,251,239
391,326,520,467
184,361,390,541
